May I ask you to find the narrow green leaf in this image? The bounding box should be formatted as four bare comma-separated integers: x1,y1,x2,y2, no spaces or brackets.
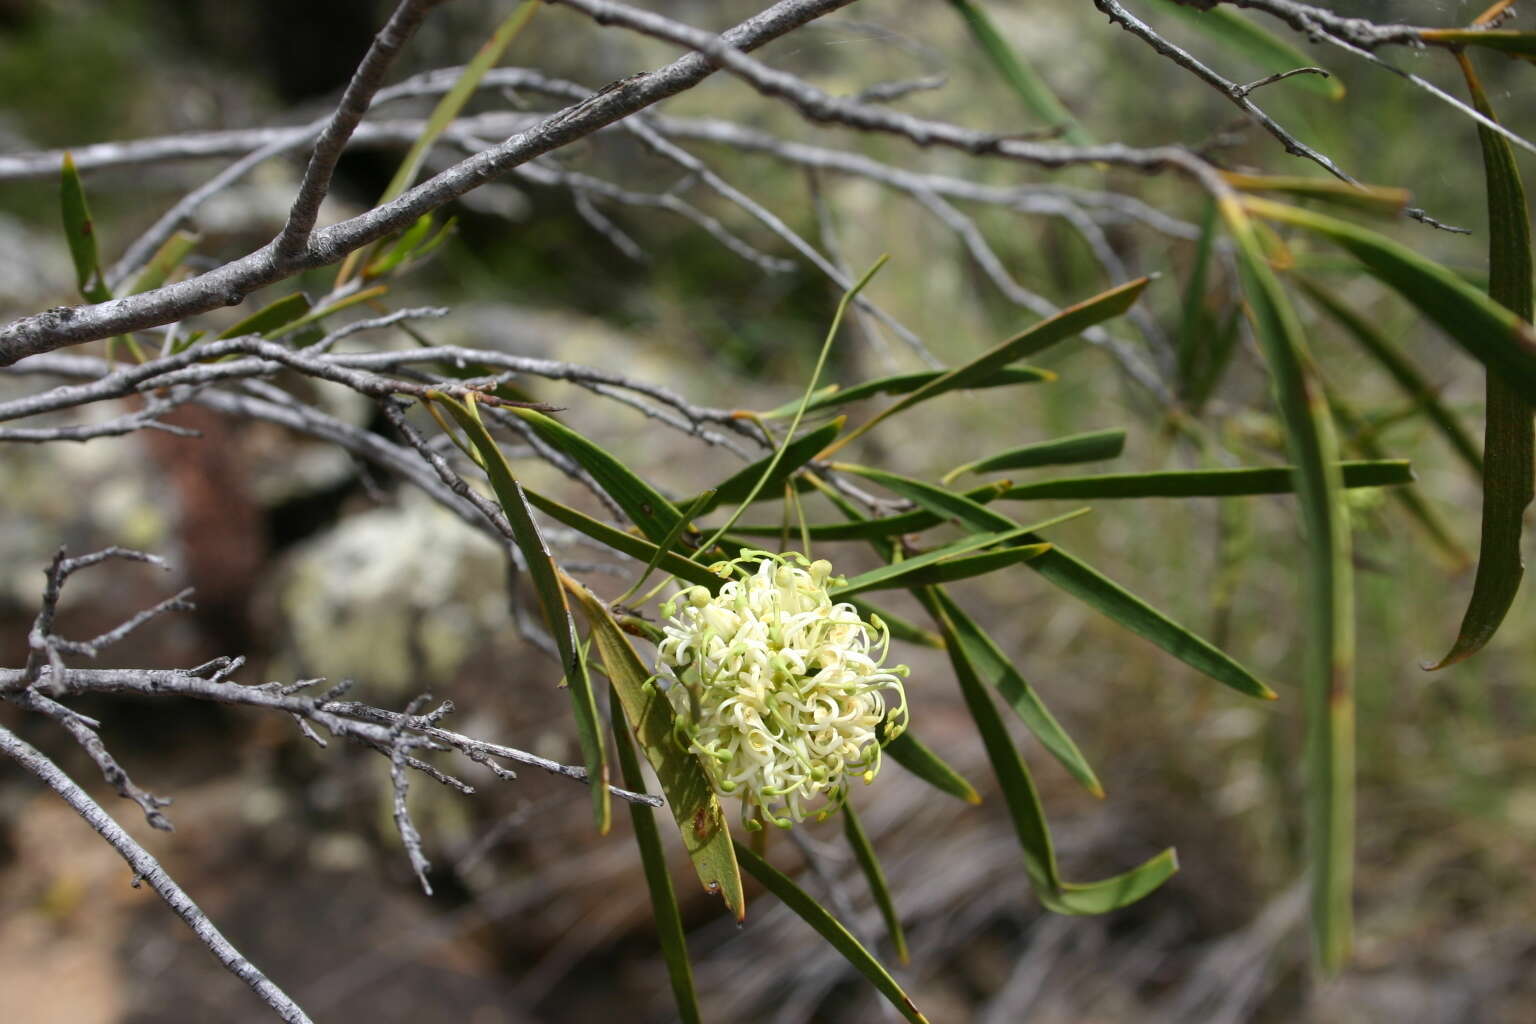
688,419,844,515
1143,0,1345,99
839,544,1050,594
1244,196,1536,403
758,366,1052,420
621,489,716,602
1428,56,1534,668
921,589,1177,915
698,257,887,553
126,230,198,296
927,588,1102,796
574,584,745,919
828,527,1043,599
881,727,981,803
59,153,110,302
1295,276,1481,473
273,284,391,339
365,214,435,280
1221,173,1409,216
336,3,539,285
996,460,1412,500
520,486,725,591
854,467,1277,701
509,407,682,544
610,682,702,1024
947,0,1091,143
1419,28,1536,63
1179,199,1221,405
734,843,928,1023
825,277,1150,456
1222,195,1354,971
942,429,1127,483
842,802,909,964
737,461,1401,539
848,597,944,648
216,293,313,340
434,395,610,834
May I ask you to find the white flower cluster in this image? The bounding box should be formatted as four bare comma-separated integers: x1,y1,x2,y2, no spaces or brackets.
656,550,909,829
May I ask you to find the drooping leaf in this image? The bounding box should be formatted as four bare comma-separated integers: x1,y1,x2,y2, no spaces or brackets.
851,467,1277,701
574,584,745,919
880,727,981,804
758,366,1052,420
1295,275,1482,474
1244,196,1536,403
841,801,909,964
687,419,844,515
520,486,725,591
610,683,702,1024
1222,195,1354,972
921,589,1178,915
848,597,944,648
946,0,1091,143
434,395,610,833
836,543,1051,595
734,843,928,1023
928,589,1102,795
1428,56,1534,669
828,528,1045,599
509,407,682,544
1143,0,1345,99
942,428,1127,483
824,277,1150,456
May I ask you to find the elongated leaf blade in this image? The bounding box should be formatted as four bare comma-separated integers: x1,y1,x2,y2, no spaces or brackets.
1428,56,1534,668
59,153,110,302
609,683,702,1024
759,366,1052,419
734,843,928,1023
574,585,745,919
1244,196,1536,402
1143,0,1345,99
828,278,1149,455
997,460,1412,500
688,419,844,515
838,544,1050,593
853,467,1276,700
921,589,1176,914
1222,196,1354,971
127,230,198,296
510,408,682,543
435,395,611,834
943,428,1127,483
217,293,313,340
849,597,945,648
947,0,1091,143
521,487,725,591
928,588,1102,796
881,728,981,803
1221,173,1408,216
829,527,1041,599
842,802,909,963
1418,28,1536,62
